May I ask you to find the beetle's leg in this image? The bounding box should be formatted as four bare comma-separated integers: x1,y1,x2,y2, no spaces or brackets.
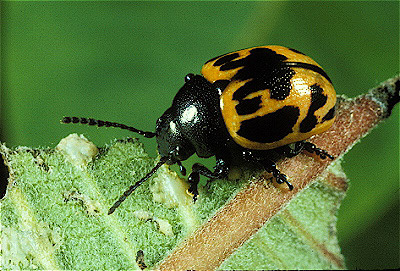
275,141,334,160
211,158,230,179
262,159,293,190
274,141,305,158
303,142,334,160
187,159,229,202
242,150,293,190
187,171,200,202
204,158,230,190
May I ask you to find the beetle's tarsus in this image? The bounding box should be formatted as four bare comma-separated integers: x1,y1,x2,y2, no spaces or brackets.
303,141,334,160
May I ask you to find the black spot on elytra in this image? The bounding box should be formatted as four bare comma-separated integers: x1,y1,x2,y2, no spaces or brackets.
237,106,300,143
235,96,262,115
222,48,288,81
322,106,335,122
284,62,332,83
299,115,318,133
268,68,296,100
213,53,240,66
300,84,328,133
205,55,220,64
288,48,306,55
232,67,295,101
213,80,230,93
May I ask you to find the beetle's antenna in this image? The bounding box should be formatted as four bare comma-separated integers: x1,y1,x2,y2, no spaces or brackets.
62,116,156,138
108,156,169,215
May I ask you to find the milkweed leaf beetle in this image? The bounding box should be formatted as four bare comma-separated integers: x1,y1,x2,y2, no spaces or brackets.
62,45,336,215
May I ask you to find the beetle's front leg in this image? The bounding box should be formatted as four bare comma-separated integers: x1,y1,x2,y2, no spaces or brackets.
187,159,229,202
187,171,200,202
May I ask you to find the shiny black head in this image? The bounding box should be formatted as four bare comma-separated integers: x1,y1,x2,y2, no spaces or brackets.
155,73,223,164
155,107,196,164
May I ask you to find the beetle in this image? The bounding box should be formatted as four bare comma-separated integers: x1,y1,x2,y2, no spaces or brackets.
62,45,336,215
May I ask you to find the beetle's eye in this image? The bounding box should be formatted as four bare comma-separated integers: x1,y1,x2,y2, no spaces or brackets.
185,73,194,82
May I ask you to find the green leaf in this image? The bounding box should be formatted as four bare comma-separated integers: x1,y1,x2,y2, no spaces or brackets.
1,134,346,270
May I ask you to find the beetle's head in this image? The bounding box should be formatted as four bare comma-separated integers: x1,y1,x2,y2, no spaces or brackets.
155,107,196,165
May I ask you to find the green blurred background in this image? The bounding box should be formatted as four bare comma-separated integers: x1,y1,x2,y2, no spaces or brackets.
1,1,398,269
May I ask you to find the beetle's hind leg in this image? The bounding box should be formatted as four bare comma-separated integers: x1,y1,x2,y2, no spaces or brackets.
275,141,334,160
302,142,334,160
187,159,229,202
274,141,305,158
